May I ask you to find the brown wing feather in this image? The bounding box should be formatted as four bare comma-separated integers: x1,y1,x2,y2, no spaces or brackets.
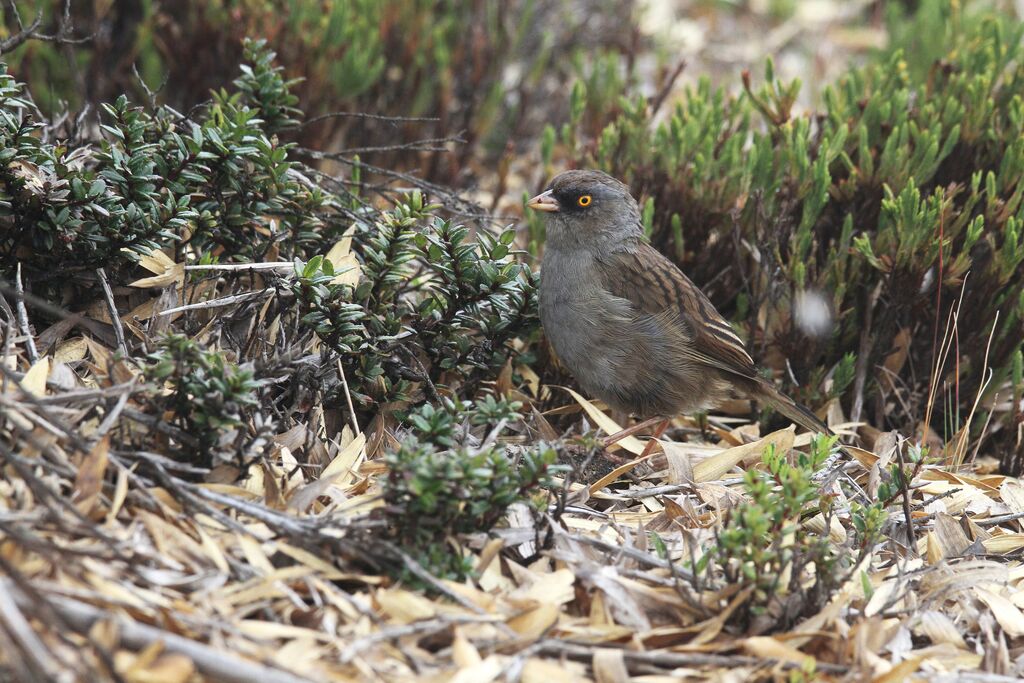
597,242,758,379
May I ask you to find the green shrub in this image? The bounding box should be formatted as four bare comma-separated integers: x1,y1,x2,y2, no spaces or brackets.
141,334,260,463
0,39,339,287
550,1,1024,464
0,36,539,474
703,436,885,630
291,191,537,413
383,398,556,583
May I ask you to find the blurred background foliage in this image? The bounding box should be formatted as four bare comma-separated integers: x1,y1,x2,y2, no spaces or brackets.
546,1,1024,468
1,0,1022,480
1,0,641,182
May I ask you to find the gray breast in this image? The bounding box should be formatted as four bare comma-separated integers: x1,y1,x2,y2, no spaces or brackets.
539,252,659,413
539,251,729,417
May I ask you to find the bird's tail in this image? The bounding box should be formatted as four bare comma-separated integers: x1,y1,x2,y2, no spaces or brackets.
749,380,832,437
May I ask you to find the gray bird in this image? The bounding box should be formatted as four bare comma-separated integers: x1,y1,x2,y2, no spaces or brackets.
528,169,829,436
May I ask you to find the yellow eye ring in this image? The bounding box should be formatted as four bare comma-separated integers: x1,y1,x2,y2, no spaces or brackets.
577,195,592,207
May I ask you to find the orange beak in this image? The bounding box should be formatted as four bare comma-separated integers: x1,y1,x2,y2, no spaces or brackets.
527,189,559,212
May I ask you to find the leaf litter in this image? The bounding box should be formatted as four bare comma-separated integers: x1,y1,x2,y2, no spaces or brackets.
3,260,1024,683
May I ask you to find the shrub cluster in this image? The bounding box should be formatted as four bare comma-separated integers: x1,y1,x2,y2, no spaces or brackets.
702,436,885,632
546,1,1024,465
383,398,556,582
290,190,536,413
4,0,641,180
1,38,545,575
0,39,337,287
141,334,261,464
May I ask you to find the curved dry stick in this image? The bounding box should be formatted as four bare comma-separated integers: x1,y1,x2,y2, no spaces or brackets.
5,580,316,683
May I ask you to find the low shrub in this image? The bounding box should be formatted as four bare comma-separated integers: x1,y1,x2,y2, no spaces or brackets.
382,398,556,583
546,0,1024,466
702,436,886,632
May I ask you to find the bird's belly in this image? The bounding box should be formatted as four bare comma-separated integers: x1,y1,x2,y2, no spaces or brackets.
540,291,721,417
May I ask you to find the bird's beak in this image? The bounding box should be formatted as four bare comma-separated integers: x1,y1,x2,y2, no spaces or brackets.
527,189,559,212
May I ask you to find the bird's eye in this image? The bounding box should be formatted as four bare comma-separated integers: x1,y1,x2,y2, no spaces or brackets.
577,195,592,207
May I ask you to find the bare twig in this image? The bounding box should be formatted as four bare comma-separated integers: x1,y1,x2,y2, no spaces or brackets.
184,262,294,272
850,280,881,424
336,359,361,436
5,580,316,683
0,580,63,680
0,0,92,54
14,264,38,363
536,640,849,675
0,2,43,54
555,527,695,582
338,614,500,664
157,288,276,316
300,110,440,127
96,268,127,356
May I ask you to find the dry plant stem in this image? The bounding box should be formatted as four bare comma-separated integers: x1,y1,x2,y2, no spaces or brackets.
976,510,1024,527
614,483,692,499
336,358,361,435
0,580,61,680
0,551,121,680
157,287,276,316
122,407,200,449
536,640,849,675
338,614,501,664
3,580,316,683
0,294,15,395
184,262,293,272
851,280,881,424
14,263,38,363
32,381,137,406
299,110,440,127
638,419,669,458
895,445,916,553
0,2,43,54
952,313,999,468
96,267,127,356
383,544,503,620
93,387,133,440
555,527,695,581
924,277,969,436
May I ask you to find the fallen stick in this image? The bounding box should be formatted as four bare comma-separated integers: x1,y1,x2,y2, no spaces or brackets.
6,581,316,683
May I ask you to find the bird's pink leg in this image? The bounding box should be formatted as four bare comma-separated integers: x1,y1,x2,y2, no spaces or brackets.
637,418,670,458
602,415,666,448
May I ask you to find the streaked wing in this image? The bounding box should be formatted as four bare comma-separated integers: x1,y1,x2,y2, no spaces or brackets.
596,242,757,378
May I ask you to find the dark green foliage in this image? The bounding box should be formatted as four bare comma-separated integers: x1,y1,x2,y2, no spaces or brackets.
0,41,337,284
554,1,1024,458
291,191,538,412
704,436,884,630
232,38,303,135
383,399,556,583
141,334,260,460
413,219,538,377
0,66,188,278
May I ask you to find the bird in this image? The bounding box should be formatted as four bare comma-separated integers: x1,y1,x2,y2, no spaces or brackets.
527,169,832,442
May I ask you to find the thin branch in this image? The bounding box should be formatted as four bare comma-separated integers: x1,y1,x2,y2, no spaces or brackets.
96,268,128,356
184,262,294,272
157,288,276,316
300,110,440,127
536,640,849,675
4,580,316,683
14,264,38,362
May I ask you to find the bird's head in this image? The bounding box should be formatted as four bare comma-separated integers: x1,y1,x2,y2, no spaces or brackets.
527,170,642,250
